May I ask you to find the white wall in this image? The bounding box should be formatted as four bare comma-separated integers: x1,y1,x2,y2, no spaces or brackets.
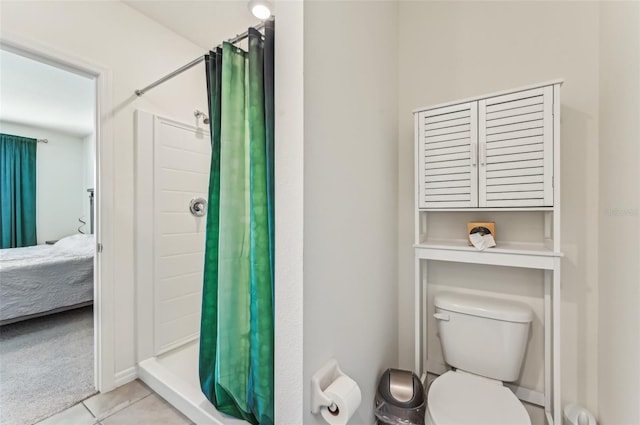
303,1,398,424
0,121,85,243
598,2,640,424
273,0,305,423
397,0,600,411
0,1,208,385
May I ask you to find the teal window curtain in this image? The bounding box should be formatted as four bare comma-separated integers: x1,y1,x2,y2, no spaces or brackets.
199,21,275,425
0,133,37,249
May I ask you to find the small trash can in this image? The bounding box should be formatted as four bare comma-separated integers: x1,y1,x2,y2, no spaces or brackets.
374,368,426,425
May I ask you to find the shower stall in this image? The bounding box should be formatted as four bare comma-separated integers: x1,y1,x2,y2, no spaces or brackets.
134,111,246,424
132,15,276,423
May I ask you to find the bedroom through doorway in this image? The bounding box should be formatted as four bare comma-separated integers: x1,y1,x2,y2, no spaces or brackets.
0,47,99,425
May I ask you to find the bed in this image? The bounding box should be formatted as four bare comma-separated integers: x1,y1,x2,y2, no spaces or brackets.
0,234,95,325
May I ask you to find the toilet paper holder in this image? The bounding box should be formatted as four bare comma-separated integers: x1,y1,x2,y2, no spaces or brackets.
310,359,346,414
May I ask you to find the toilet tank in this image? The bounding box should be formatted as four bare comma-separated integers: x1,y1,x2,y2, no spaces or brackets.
434,292,532,382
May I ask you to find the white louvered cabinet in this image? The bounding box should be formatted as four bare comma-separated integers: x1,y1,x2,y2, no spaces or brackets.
416,84,557,209
418,102,478,208
479,86,554,207
413,81,564,425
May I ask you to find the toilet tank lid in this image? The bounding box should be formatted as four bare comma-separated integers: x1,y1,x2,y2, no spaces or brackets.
434,292,532,323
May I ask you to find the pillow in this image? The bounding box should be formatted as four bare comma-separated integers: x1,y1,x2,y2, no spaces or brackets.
54,234,95,257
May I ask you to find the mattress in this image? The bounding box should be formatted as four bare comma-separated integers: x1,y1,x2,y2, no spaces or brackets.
0,234,95,324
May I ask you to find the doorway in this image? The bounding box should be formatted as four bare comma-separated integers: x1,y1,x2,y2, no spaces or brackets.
0,46,101,425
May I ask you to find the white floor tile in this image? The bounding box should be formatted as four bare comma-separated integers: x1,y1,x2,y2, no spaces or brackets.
35,403,97,425
100,394,191,425
83,380,151,420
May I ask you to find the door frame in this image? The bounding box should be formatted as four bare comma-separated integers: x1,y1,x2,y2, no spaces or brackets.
0,33,116,392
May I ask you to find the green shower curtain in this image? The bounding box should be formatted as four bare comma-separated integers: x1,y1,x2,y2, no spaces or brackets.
0,134,37,249
200,21,274,425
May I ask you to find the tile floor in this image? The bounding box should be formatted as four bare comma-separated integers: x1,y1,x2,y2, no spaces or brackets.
35,380,193,425
37,375,546,425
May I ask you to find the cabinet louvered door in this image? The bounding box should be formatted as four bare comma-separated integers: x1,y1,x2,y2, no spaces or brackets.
479,87,553,207
418,102,478,208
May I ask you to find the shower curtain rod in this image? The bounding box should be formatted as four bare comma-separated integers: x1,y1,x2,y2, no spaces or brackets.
135,20,268,97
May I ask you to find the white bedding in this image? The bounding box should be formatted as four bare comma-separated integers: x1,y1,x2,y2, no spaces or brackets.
0,234,95,324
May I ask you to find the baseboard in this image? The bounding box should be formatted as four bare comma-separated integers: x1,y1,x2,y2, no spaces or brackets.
114,366,138,387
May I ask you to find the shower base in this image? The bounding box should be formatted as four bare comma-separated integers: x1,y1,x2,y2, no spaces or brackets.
138,340,247,425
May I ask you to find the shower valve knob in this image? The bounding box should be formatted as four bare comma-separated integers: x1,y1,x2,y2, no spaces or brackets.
189,198,207,217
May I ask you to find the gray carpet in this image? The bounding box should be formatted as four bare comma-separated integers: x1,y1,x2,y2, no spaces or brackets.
0,306,96,425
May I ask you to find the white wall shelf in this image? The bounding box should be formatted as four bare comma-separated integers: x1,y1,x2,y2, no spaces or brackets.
413,81,563,425
415,239,562,270
420,207,555,212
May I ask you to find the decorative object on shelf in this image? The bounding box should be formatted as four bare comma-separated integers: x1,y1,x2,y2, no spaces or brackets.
468,221,496,250
467,221,496,246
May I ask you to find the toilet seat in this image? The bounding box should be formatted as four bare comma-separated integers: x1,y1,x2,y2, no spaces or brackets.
426,371,531,425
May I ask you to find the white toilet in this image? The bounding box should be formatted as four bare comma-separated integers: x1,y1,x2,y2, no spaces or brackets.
426,292,533,425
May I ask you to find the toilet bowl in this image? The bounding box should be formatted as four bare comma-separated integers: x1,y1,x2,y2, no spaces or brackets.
425,371,531,425
427,292,534,425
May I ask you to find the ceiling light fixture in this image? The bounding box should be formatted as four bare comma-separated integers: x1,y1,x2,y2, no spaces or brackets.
248,0,272,20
